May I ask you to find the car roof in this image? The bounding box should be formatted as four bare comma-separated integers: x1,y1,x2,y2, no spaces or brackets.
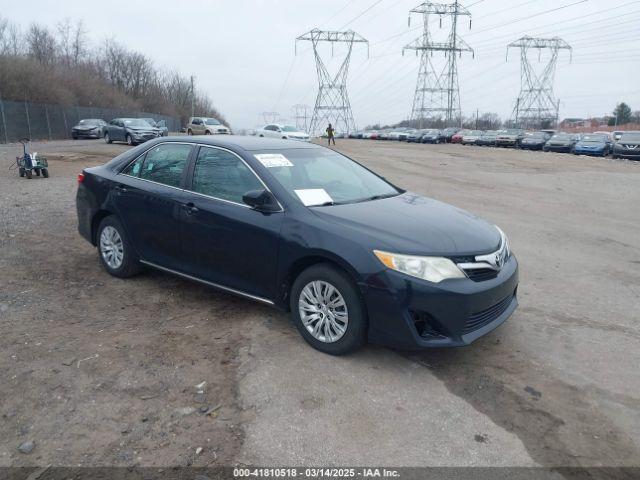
155,135,321,151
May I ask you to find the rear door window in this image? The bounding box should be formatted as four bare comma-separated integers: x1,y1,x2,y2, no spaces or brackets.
138,143,192,187
190,146,263,204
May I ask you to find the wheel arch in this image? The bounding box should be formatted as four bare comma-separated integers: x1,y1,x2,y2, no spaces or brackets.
280,252,363,311
91,209,115,246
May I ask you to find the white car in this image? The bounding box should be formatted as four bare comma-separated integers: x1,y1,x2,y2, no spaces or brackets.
461,130,483,145
256,124,310,141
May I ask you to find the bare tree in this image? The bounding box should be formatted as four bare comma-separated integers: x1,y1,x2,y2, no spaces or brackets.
25,23,57,65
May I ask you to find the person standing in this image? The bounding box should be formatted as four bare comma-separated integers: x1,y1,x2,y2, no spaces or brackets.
326,123,335,146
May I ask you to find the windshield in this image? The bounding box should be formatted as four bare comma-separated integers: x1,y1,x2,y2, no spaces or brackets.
580,135,607,143
468,130,482,136
259,149,401,207
204,118,221,125
505,129,523,135
79,119,102,126
527,132,546,138
620,133,640,141
123,119,153,128
141,118,157,126
282,126,299,132
551,134,571,140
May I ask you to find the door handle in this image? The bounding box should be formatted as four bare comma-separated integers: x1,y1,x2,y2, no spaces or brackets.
115,184,127,193
182,202,199,215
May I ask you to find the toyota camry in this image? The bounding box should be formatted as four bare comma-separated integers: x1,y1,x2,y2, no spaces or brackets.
76,137,518,355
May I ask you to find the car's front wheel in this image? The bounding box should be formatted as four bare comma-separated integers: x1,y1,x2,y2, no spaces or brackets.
104,133,112,144
97,216,141,278
290,264,367,355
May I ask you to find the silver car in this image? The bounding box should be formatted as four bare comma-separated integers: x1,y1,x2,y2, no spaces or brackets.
186,117,230,135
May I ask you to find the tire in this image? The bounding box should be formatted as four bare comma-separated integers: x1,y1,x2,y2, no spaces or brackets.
41,168,49,178
72,135,78,140
126,134,133,146
105,133,112,144
205,130,211,135
96,216,141,278
35,169,41,176
26,169,32,179
19,167,25,177
290,263,367,355
187,129,193,135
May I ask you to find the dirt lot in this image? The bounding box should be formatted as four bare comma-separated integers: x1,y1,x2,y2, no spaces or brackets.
0,138,639,472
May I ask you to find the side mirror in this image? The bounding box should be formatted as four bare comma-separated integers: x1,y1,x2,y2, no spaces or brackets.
243,189,280,213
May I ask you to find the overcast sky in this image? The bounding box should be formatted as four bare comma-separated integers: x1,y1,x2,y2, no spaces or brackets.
4,0,640,129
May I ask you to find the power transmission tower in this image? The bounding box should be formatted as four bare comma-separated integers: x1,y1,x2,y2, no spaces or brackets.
296,29,368,136
403,1,473,128
507,36,572,129
261,111,281,124
292,104,311,132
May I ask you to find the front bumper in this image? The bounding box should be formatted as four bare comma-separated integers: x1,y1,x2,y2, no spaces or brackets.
520,143,544,150
361,255,519,349
496,139,518,146
72,130,101,138
613,149,640,159
574,147,606,156
545,144,572,152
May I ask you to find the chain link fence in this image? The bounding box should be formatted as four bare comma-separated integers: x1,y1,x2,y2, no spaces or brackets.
0,98,181,143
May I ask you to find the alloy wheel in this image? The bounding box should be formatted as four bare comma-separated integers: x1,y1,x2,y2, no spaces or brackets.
298,280,348,343
100,226,124,269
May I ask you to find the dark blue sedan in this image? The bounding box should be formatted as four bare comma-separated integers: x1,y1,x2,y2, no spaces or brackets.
76,137,518,355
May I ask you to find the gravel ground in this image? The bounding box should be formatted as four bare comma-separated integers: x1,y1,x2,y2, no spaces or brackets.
0,138,639,473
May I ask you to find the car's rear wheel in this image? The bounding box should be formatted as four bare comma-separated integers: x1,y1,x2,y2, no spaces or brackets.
105,133,112,144
41,168,49,178
205,130,211,135
97,216,141,278
290,264,367,355
19,167,25,177
126,134,133,146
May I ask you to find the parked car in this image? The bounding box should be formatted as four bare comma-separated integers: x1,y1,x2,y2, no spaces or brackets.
519,131,551,150
76,137,518,355
406,130,427,143
256,124,310,141
450,130,468,144
572,133,612,157
441,127,461,143
362,131,375,139
461,130,483,145
141,118,169,137
387,130,404,141
103,118,162,146
496,129,525,148
611,131,624,142
398,129,416,141
377,130,390,140
187,117,230,135
71,119,107,139
421,129,443,144
612,131,640,160
543,133,581,153
476,130,499,147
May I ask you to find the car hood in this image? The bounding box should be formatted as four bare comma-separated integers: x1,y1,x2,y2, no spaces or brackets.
617,140,640,146
74,125,101,130
312,192,501,256
575,142,605,147
286,132,308,137
522,138,545,143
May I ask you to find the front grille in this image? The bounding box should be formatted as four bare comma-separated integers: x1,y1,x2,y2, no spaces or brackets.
464,293,514,335
464,268,498,282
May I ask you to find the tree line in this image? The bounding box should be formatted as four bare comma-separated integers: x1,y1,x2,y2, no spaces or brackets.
0,16,227,126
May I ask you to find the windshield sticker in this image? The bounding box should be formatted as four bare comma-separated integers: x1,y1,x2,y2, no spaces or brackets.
254,153,293,168
294,189,333,207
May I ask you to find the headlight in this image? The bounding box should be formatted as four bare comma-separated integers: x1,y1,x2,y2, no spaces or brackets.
373,250,465,283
